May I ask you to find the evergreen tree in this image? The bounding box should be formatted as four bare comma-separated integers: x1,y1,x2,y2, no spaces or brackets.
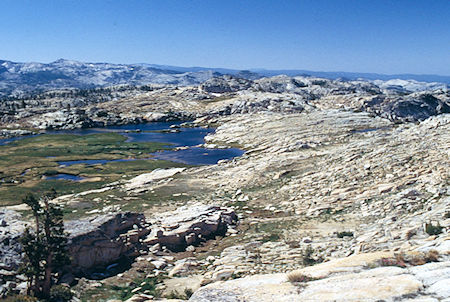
19,190,70,299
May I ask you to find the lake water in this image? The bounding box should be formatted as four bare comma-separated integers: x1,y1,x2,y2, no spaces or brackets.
46,174,86,181
1,122,245,168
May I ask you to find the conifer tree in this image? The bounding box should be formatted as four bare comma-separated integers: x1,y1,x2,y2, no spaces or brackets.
19,190,70,299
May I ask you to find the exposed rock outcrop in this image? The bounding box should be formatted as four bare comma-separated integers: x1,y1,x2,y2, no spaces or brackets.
0,129,34,140
66,212,150,274
363,93,450,122
125,168,186,192
0,210,26,272
0,211,27,298
0,204,238,283
3,74,449,130
190,249,450,302
29,109,99,130
201,75,253,93
145,204,238,252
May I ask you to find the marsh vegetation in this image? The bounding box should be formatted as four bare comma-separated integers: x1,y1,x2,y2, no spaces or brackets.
0,132,177,206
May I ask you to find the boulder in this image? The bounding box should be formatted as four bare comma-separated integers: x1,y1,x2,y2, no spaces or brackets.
125,168,186,191
168,258,199,277
0,203,237,285
144,112,170,122
145,204,238,252
30,109,98,130
66,212,150,274
0,210,27,272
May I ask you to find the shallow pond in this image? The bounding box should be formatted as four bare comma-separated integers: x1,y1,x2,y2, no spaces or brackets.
151,147,244,165
45,173,86,181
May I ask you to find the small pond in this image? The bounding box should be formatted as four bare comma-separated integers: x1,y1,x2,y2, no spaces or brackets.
45,174,86,181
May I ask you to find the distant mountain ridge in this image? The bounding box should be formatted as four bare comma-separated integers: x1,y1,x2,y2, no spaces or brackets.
252,69,450,84
0,58,449,98
143,63,450,84
0,59,219,97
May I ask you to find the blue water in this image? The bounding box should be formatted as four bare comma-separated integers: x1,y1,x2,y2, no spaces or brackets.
124,127,214,146
58,159,111,166
8,122,214,147
151,147,245,165
0,122,243,167
46,174,85,181
1,122,244,167
0,134,40,145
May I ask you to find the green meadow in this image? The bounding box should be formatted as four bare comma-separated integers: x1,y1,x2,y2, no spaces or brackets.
0,133,184,206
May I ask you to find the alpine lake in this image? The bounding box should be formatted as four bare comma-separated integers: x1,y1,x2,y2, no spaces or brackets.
0,122,244,217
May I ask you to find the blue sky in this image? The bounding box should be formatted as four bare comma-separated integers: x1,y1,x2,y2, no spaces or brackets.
0,0,449,75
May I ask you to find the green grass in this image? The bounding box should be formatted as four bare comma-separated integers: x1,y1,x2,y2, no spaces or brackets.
0,133,180,206
78,276,162,302
69,159,186,175
0,179,110,206
4,132,167,158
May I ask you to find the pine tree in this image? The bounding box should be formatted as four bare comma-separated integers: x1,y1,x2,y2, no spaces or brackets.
19,190,70,299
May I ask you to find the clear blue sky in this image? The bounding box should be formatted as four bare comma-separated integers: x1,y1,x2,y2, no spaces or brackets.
1,0,449,75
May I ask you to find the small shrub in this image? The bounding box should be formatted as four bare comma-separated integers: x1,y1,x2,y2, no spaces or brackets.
165,288,194,300
287,272,316,283
379,251,439,268
49,285,73,302
286,240,300,248
425,222,443,236
424,250,439,262
184,288,194,299
165,290,184,299
3,295,38,302
110,276,160,300
408,250,440,266
301,246,323,266
405,229,416,240
262,233,281,243
231,272,244,279
336,231,353,238
43,170,59,176
379,254,406,268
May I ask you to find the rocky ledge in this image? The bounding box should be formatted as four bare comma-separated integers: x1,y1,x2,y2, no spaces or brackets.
190,239,450,302
2,75,448,131
0,204,237,296
144,204,238,252
66,212,150,275
0,210,27,271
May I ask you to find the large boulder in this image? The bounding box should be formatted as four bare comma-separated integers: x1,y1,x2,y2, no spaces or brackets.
0,210,27,272
125,168,186,192
66,212,150,274
145,204,238,252
29,109,98,130
0,205,238,282
0,211,28,298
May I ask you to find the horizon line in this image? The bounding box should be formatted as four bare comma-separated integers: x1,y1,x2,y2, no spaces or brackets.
1,57,450,78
